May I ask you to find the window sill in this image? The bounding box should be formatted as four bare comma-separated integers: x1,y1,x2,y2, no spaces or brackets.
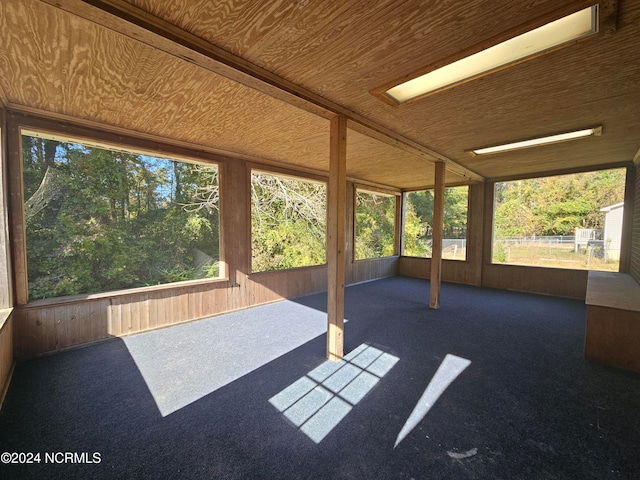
21,277,231,309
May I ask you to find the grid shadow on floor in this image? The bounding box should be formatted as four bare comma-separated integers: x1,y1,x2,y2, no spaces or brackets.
1,277,639,479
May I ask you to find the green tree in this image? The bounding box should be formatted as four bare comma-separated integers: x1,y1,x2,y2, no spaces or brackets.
355,191,395,260
251,172,326,271
493,169,626,238
403,186,468,257
23,137,220,300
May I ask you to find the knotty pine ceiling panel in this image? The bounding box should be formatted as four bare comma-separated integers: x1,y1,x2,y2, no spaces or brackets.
124,0,640,180
4,0,640,186
0,0,331,172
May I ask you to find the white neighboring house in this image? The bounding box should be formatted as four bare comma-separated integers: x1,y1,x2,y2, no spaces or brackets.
600,202,624,262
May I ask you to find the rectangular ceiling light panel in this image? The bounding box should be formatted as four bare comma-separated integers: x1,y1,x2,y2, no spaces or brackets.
385,6,598,103
469,126,602,156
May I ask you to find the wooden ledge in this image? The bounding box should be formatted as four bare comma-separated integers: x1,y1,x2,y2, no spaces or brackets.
585,271,640,312
22,277,231,309
0,308,13,331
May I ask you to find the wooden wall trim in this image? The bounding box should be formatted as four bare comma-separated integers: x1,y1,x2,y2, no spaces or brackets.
394,195,402,256
248,162,328,184
23,278,234,309
349,257,399,285
398,257,475,284
0,108,13,309
465,183,484,286
400,257,588,299
619,164,636,273
7,116,27,305
632,157,640,284
482,181,496,268
9,109,240,166
346,182,356,265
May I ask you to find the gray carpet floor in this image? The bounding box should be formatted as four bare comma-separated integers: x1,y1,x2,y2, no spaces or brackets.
1,277,639,479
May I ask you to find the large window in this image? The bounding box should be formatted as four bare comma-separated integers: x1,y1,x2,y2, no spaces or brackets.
355,189,396,260
403,186,469,260
251,171,326,272
492,168,626,271
22,134,220,300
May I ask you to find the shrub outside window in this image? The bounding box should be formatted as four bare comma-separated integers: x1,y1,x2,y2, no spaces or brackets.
251,171,326,272
22,134,220,300
403,186,468,260
355,190,396,260
492,168,626,271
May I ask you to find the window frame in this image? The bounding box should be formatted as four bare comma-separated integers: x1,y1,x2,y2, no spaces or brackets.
489,167,629,272
249,167,328,274
14,126,226,305
354,186,400,261
401,185,470,261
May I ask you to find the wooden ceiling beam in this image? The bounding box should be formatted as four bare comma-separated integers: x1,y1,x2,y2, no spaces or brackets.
37,0,484,184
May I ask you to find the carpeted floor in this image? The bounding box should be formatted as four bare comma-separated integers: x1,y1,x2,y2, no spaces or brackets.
1,277,639,479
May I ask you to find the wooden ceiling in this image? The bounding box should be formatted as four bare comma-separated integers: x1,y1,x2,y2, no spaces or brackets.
1,0,639,189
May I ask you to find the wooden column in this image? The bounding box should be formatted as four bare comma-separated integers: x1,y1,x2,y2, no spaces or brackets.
618,164,635,273
220,159,251,310
395,194,403,255
430,161,445,309
6,114,28,305
327,116,347,360
0,108,12,309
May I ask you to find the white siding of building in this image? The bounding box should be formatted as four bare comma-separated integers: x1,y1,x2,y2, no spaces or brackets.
601,202,624,262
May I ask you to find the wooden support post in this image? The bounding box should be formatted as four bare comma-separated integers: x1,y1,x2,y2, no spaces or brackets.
6,115,28,305
395,194,403,255
327,116,347,361
430,161,445,309
0,108,12,309
618,164,635,273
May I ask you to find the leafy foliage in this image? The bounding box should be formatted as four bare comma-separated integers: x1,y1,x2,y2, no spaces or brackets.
355,191,396,260
403,186,469,258
23,137,220,300
493,170,626,238
251,172,326,271
492,169,626,270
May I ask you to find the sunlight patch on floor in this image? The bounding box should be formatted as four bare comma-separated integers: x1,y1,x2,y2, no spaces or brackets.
270,343,399,443
123,301,331,416
395,354,471,448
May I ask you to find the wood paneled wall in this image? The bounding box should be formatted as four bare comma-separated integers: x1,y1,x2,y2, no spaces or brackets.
398,182,484,286
399,180,591,299
631,159,640,284
479,178,589,299
13,258,391,359
5,111,637,361
0,310,13,406
349,258,398,285
399,257,480,285
13,266,333,359
482,264,588,299
6,112,401,359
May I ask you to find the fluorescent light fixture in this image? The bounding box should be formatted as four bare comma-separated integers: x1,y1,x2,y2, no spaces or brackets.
469,126,602,156
384,5,598,103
